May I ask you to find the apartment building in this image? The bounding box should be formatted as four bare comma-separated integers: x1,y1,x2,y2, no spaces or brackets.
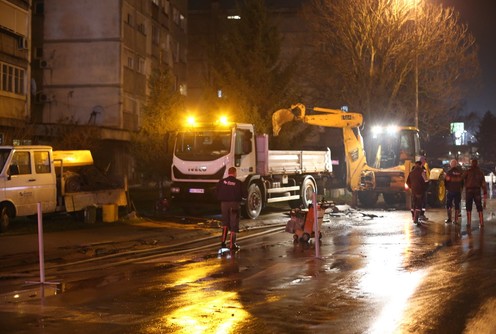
30,0,187,179
0,0,31,145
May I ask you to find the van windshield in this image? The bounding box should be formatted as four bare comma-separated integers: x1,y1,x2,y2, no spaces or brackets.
175,131,231,161
0,149,12,174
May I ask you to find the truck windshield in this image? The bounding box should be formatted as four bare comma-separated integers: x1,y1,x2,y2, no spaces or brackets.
175,130,232,161
0,148,12,174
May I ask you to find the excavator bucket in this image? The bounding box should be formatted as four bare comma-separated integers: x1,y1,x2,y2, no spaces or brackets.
272,103,306,136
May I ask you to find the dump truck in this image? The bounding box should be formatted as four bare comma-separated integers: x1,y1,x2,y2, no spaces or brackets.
272,103,446,207
0,146,128,232
169,118,332,219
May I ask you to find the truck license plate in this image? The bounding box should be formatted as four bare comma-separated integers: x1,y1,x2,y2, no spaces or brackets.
189,188,204,194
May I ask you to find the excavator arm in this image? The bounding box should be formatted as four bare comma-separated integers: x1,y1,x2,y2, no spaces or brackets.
272,103,369,192
272,103,363,135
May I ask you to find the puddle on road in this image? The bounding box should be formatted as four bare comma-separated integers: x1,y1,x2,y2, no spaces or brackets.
0,281,65,304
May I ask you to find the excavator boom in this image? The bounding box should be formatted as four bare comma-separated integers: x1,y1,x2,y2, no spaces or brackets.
272,103,367,193
272,103,363,135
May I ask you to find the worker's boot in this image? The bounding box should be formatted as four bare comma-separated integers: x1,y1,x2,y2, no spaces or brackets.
230,232,239,250
454,210,460,224
220,227,228,248
420,209,428,221
466,211,472,226
445,209,452,224
479,211,484,227
413,210,420,225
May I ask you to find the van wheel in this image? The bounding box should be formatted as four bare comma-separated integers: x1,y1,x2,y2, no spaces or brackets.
0,206,11,233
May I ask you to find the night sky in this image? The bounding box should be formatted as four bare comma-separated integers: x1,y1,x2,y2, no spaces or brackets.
442,0,496,116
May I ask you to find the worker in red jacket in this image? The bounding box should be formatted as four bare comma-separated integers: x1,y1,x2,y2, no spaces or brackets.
462,159,487,227
407,161,429,225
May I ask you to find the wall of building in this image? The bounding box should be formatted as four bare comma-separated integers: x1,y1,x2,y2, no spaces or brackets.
0,0,31,144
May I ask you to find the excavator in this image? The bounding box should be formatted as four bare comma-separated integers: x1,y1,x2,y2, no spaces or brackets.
272,103,446,207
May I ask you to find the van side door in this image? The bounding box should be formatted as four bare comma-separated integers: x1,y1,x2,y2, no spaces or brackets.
33,150,57,213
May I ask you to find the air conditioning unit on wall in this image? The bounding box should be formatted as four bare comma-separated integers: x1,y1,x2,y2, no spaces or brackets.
36,93,53,103
39,59,50,69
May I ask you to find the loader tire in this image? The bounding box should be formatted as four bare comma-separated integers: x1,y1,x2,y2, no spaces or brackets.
358,191,379,207
427,179,446,208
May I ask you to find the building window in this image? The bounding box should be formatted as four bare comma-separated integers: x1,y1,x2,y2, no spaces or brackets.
173,7,179,24
126,13,133,26
162,0,170,14
179,84,187,96
152,25,159,45
0,62,25,95
138,58,145,74
180,15,186,31
127,56,134,69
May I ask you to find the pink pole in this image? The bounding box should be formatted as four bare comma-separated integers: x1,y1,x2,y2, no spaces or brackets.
313,193,321,258
37,203,45,284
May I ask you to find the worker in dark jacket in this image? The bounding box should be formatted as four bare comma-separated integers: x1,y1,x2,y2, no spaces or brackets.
444,159,464,224
462,159,487,227
407,161,429,225
216,167,246,250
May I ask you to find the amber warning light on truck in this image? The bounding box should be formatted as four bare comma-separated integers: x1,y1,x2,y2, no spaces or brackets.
184,115,232,128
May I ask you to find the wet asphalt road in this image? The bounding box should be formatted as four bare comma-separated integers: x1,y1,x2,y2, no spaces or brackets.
1,201,496,333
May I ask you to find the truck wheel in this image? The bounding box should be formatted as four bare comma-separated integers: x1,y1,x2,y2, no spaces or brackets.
243,183,262,219
427,179,446,208
0,205,11,233
358,191,379,207
290,177,316,209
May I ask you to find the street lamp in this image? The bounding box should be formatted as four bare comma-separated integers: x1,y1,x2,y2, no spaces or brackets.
413,0,419,130
396,0,421,128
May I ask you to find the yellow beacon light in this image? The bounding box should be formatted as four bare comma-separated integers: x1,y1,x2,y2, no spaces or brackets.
186,116,196,127
218,115,229,126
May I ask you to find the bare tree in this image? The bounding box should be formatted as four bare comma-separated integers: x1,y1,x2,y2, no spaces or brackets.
131,66,185,185
302,0,479,135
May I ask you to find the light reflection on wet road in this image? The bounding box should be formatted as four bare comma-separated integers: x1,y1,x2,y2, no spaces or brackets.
2,206,496,333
